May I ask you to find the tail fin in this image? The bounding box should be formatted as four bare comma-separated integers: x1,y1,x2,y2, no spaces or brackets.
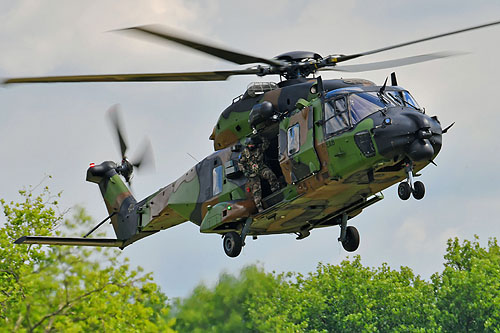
87,161,138,240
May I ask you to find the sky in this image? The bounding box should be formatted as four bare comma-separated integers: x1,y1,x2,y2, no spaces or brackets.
1,1,500,298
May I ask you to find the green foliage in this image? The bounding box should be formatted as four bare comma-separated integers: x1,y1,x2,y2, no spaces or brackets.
173,265,282,332
432,237,500,332
0,185,175,332
4,183,500,332
175,238,500,332
247,258,438,332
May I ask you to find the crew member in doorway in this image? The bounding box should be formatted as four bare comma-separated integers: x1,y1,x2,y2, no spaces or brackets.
238,136,280,212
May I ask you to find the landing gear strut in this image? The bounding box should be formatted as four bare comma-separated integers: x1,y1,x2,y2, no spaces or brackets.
222,218,252,258
338,213,360,252
397,161,425,200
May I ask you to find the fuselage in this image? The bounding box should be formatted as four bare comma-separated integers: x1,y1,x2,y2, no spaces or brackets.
134,78,442,240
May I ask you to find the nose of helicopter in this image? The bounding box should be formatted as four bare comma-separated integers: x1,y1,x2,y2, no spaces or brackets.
373,108,442,162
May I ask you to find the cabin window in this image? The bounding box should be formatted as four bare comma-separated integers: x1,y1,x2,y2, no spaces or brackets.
287,124,300,155
212,165,223,196
324,97,349,135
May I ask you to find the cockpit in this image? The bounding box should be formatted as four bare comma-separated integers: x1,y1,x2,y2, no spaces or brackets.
385,90,421,110
323,88,422,136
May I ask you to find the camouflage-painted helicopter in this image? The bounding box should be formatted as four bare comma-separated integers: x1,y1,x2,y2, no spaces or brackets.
10,20,500,257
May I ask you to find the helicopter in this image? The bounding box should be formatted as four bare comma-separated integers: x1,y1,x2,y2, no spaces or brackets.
10,19,500,257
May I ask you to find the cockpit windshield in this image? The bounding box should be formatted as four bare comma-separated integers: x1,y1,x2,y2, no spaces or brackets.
323,89,423,135
386,90,421,110
349,92,398,124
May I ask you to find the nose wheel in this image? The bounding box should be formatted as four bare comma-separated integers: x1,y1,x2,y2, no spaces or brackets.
397,162,425,200
412,181,425,199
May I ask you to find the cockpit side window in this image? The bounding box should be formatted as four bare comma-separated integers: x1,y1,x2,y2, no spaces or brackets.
335,98,347,112
324,97,350,136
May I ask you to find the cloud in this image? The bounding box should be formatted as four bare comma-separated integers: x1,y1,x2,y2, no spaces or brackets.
396,218,428,253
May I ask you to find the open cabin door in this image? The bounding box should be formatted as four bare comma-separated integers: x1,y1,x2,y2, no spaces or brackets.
278,105,321,183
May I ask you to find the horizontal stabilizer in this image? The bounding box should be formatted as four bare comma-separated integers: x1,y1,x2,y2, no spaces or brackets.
15,236,124,247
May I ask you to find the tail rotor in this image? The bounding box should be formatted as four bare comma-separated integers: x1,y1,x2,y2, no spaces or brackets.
107,104,155,185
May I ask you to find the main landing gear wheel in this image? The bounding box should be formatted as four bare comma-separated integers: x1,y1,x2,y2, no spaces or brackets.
398,182,411,200
223,232,242,258
338,214,360,252
342,226,360,252
412,181,425,200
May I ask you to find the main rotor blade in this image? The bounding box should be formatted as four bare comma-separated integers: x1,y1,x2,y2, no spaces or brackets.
3,69,260,84
324,52,460,73
334,19,500,63
118,25,282,67
108,105,128,159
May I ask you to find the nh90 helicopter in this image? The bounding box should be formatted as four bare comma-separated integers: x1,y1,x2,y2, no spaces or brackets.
10,20,500,257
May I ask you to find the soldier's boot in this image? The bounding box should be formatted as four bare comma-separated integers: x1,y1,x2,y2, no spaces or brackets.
262,168,280,192
254,192,264,212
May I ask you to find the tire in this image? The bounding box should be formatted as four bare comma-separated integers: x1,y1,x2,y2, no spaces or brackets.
342,226,360,252
223,232,242,258
398,182,411,200
412,181,425,200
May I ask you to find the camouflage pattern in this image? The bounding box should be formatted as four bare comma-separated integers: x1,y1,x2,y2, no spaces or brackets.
238,137,271,178
246,173,274,210
237,137,279,210
86,162,139,241
82,78,442,249
16,21,493,250
278,103,321,183
210,78,374,150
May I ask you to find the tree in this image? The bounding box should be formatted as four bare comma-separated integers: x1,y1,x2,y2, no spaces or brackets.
432,237,500,332
0,184,175,332
248,258,438,332
173,259,438,332
172,265,282,333
174,239,500,332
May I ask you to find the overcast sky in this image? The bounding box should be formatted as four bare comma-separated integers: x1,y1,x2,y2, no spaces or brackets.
1,1,500,298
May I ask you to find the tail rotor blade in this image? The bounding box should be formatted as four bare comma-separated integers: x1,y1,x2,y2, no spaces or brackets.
106,105,156,187
131,138,155,172
108,104,128,159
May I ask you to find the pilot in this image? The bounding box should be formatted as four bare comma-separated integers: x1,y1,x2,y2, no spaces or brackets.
238,136,280,212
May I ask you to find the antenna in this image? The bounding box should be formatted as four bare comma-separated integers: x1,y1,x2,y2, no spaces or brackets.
187,152,200,163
